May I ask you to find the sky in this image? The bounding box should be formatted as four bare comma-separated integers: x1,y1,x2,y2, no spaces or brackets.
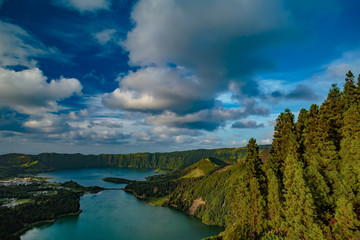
0,0,360,154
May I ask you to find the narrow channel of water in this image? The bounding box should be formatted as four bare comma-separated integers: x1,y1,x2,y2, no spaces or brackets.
21,168,223,240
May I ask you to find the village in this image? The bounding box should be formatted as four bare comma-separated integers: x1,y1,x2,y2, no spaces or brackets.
0,177,64,208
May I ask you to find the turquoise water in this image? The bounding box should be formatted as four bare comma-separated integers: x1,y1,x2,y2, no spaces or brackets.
21,168,223,240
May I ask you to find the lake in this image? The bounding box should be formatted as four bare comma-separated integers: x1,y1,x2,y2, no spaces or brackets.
21,168,223,240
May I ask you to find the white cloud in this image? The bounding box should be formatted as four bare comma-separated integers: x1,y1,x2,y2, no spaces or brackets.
0,21,56,67
103,67,209,113
228,140,247,147
123,0,290,67
94,29,116,45
52,0,111,12
260,139,272,145
0,67,82,114
103,0,294,116
23,113,66,133
310,50,360,90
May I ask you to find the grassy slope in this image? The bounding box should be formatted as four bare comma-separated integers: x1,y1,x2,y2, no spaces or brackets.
125,148,271,227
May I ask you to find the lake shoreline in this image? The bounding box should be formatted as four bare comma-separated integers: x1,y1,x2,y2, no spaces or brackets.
15,209,83,237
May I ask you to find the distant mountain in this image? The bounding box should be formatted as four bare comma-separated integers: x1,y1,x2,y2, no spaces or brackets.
0,145,272,178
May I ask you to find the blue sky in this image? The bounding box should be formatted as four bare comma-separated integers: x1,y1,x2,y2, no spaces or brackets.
1,0,360,154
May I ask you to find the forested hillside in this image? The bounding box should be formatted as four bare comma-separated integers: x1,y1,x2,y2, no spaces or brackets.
0,146,271,178
125,71,360,240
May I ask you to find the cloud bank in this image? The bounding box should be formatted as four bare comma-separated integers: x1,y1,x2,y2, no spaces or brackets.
103,0,301,130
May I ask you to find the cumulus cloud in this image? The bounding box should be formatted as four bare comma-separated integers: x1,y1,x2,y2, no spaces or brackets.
232,119,265,129
104,0,293,114
52,0,111,12
23,113,68,133
103,67,213,114
0,67,82,114
101,0,341,133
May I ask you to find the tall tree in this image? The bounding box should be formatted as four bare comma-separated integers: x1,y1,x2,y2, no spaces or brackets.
224,139,267,240
225,174,267,240
319,84,343,151
332,179,360,239
244,138,266,195
267,109,295,180
295,108,308,162
342,70,357,110
282,133,325,239
266,167,284,235
340,104,360,199
303,104,338,225
356,74,360,104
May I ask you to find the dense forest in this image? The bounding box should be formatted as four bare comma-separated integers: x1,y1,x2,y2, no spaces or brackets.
0,180,103,240
125,71,360,240
0,189,80,240
0,146,271,178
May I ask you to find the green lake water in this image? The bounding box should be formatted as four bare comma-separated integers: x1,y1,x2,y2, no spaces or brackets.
21,168,223,240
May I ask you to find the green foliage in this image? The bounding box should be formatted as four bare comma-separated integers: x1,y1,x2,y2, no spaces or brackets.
180,157,227,179
3,71,360,240
266,168,283,235
224,172,266,239
0,190,81,239
319,83,343,151
268,109,295,180
282,134,325,239
0,146,271,178
101,177,135,184
343,71,357,110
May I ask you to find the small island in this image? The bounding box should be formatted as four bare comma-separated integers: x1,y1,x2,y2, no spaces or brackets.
102,177,135,184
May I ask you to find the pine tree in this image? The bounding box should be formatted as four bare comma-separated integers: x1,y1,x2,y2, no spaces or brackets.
342,70,357,110
266,167,284,235
295,108,308,162
332,179,360,239
282,133,325,239
303,104,339,225
224,139,267,239
319,83,343,151
244,138,266,195
356,74,360,104
268,109,295,180
340,104,360,200
225,172,267,240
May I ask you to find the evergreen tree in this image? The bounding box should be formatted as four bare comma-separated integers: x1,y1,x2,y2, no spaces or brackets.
225,172,267,240
268,109,295,179
356,74,360,104
303,104,338,171
244,138,266,195
342,70,357,110
266,167,284,235
332,179,360,239
303,104,338,225
295,108,308,162
282,133,325,239
224,138,268,239
340,104,360,199
319,84,343,151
